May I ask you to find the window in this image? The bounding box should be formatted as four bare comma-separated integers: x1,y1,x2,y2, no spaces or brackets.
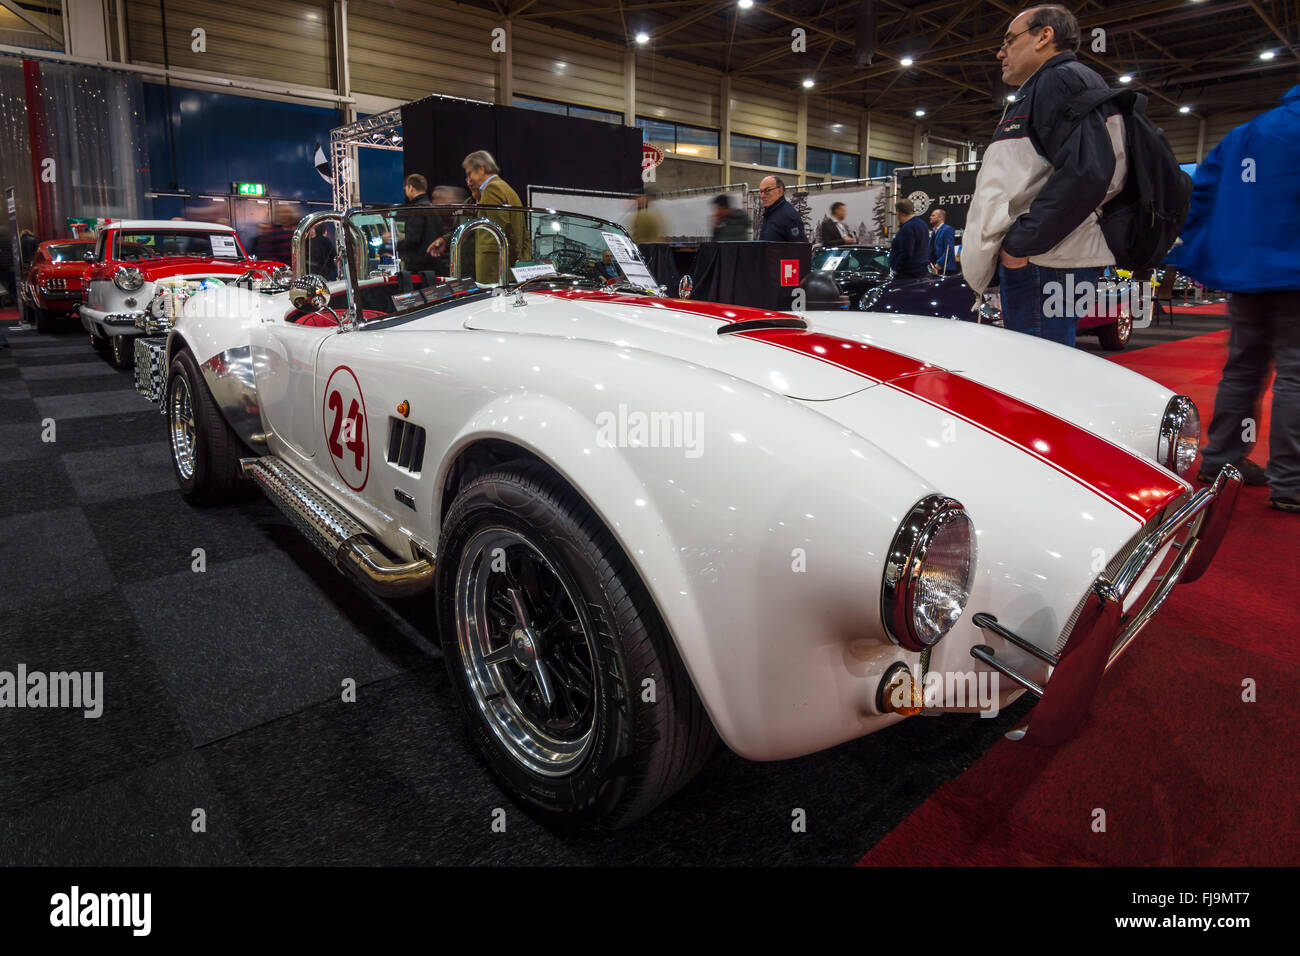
636,117,719,158
868,157,907,179
514,96,621,125
729,132,797,170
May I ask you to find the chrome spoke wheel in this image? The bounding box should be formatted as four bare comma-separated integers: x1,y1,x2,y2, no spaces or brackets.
168,373,198,480
455,526,598,776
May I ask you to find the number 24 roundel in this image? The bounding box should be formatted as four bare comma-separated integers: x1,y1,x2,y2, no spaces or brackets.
323,366,370,491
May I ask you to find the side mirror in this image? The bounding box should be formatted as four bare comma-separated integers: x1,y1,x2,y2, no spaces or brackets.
677,274,693,299
288,274,330,311
83,251,96,263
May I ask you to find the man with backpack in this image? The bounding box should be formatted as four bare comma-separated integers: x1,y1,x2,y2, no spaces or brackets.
963,5,1128,346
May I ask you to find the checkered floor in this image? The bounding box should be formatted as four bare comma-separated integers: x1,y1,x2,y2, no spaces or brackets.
0,322,1039,864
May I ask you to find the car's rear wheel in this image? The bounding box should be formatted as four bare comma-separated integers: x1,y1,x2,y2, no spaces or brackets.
34,308,56,334
1097,311,1132,351
436,464,716,829
109,334,134,368
166,348,247,504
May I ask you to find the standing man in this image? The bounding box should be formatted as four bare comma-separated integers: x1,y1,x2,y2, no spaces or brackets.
395,173,436,274
630,194,664,244
711,195,751,241
962,4,1127,346
889,199,930,279
818,202,856,246
928,208,957,274
757,176,807,242
427,151,527,284
1179,85,1300,513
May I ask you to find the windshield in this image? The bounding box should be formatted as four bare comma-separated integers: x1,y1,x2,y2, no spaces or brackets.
327,204,658,321
813,247,890,273
114,230,245,261
46,242,91,263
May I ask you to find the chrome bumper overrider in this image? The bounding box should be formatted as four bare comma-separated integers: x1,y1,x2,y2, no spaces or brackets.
969,464,1242,745
104,311,146,327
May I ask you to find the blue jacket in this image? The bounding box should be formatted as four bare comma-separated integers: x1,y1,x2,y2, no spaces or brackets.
758,196,807,242
1174,85,1300,292
930,222,956,273
890,216,930,276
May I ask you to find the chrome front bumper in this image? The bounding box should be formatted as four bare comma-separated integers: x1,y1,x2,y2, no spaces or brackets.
969,464,1243,745
103,311,145,327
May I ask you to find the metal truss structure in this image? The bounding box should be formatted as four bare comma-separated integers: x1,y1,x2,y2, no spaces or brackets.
328,108,404,211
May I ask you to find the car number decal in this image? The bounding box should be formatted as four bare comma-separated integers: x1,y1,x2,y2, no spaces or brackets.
323,365,370,492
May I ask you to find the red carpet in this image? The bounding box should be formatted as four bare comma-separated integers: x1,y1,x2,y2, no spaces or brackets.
860,329,1298,866
1172,302,1230,316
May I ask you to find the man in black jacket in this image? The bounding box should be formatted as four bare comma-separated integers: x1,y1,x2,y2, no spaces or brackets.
757,176,807,242
818,202,855,246
889,199,930,278
711,195,751,241
963,4,1127,346
396,173,436,274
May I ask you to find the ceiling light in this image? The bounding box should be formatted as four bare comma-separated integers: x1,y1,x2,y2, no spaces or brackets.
900,56,914,67
915,109,926,118
1179,105,1191,114
1118,74,1132,84
1260,50,1275,60
1006,93,1016,102
802,78,815,88
635,31,649,45
738,0,753,8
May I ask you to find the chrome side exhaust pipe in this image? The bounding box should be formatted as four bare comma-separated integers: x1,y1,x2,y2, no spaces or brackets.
240,456,435,599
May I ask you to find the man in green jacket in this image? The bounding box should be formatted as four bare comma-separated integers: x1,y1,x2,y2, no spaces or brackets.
428,150,528,284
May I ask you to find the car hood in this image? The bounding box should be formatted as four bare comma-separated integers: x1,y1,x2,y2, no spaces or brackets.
457,289,942,401
119,258,275,279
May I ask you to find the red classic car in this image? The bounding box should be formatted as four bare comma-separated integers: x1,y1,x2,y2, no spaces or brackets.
79,219,288,367
21,239,95,333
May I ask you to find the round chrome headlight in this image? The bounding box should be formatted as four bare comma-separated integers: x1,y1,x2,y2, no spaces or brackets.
113,265,144,292
881,496,976,651
1157,395,1200,478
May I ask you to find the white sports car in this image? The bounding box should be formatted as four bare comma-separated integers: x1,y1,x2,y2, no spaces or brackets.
135,203,1240,828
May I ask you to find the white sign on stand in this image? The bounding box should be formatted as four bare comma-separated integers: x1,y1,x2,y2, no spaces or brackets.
600,231,658,290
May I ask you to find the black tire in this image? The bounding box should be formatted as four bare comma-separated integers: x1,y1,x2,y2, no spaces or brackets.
1097,311,1132,351
436,464,717,829
108,334,134,368
89,328,109,353
34,308,55,334
166,348,247,504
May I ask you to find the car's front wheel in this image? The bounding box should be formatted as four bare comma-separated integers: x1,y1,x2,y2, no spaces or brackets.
436,464,716,829
1098,311,1132,351
166,348,247,504
108,334,134,368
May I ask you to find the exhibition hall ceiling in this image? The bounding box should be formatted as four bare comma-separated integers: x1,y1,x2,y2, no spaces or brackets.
465,0,1300,137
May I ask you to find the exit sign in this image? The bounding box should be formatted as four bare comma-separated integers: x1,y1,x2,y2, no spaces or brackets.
233,182,266,197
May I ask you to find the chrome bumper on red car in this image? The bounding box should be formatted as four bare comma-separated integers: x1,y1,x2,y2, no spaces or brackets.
969,464,1243,745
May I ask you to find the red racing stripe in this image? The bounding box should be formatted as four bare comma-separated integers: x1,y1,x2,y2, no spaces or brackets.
743,328,1188,523
532,289,1188,521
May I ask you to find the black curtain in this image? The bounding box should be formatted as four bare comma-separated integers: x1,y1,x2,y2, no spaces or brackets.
400,97,641,199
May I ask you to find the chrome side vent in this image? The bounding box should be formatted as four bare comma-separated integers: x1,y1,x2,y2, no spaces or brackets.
386,418,426,473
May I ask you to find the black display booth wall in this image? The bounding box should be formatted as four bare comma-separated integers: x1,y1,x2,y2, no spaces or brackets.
400,97,642,201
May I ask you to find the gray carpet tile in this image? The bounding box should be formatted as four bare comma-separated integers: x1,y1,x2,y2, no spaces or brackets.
20,361,122,380
0,458,79,517
0,421,61,462
34,388,157,421
0,752,250,866
0,508,116,609
0,590,192,814
122,550,426,746
61,441,178,504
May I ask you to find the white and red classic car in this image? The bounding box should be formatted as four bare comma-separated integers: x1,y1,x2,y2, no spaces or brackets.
79,219,287,367
134,203,1240,828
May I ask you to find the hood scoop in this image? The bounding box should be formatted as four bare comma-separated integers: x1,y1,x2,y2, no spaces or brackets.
717,316,809,335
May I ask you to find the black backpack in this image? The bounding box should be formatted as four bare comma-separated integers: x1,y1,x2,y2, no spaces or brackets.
1061,87,1193,271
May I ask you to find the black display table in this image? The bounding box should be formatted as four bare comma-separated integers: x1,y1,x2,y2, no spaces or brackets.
689,241,811,311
